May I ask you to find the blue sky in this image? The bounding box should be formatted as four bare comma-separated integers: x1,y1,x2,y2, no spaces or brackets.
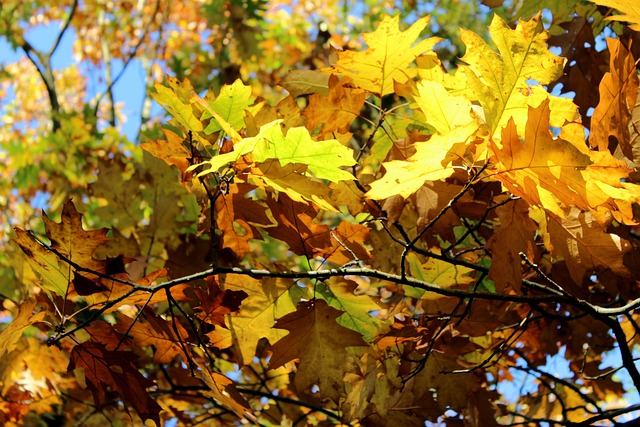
0,23,147,141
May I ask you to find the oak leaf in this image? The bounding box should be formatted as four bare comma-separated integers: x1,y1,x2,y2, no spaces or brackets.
263,192,332,257
141,128,192,177
530,207,633,284
13,200,110,297
303,74,366,134
152,76,204,133
219,275,296,365
366,121,476,199
588,0,640,31
195,363,256,422
280,69,331,97
202,79,255,134
250,160,340,212
192,120,355,183
405,252,474,299
0,300,45,359
195,278,248,328
214,182,273,260
67,342,162,425
590,38,639,154
323,220,374,266
114,310,190,364
459,14,574,136
269,299,366,402
325,15,441,96
491,100,640,224
322,278,391,342
486,200,539,291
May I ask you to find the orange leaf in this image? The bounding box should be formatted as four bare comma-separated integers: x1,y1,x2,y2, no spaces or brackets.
590,38,639,154
303,74,366,134
114,310,190,363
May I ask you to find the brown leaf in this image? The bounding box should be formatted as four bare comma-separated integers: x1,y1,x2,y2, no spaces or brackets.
214,183,272,261
114,310,190,363
324,220,374,265
43,200,110,272
72,271,107,296
531,207,633,284
195,278,248,328
264,192,332,257
269,299,366,402
67,342,161,425
486,200,539,291
195,362,256,422
85,321,129,351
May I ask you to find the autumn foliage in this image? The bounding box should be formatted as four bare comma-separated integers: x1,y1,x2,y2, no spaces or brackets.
4,0,640,425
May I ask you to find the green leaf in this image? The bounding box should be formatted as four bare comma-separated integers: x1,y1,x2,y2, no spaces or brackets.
193,120,356,183
203,79,255,134
253,122,355,182
152,77,203,132
405,252,474,299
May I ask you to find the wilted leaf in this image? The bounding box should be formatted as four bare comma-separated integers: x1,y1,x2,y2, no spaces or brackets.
114,310,190,363
280,69,331,97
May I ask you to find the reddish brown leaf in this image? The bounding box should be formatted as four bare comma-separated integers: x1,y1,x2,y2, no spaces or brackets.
195,278,248,328
486,199,539,291
67,342,161,425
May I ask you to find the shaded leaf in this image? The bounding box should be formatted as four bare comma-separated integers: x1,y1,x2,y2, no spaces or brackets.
67,342,161,425
269,299,366,402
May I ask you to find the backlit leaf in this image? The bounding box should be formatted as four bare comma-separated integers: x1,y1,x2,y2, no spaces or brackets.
325,15,441,96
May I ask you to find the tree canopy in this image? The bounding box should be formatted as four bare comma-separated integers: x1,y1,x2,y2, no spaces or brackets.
2,0,640,425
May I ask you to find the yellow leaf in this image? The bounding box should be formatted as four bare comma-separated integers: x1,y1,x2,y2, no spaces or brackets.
405,252,474,299
0,301,45,359
250,160,340,212
195,362,256,422
325,15,441,96
366,121,476,199
415,80,474,134
588,0,640,31
220,275,296,366
460,14,573,136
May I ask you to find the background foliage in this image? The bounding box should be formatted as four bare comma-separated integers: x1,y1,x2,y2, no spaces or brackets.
2,0,640,426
